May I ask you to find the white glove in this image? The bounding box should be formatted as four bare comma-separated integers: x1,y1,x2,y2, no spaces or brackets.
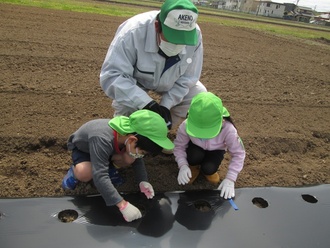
177,165,191,185
139,181,155,199
119,201,142,222
218,178,235,199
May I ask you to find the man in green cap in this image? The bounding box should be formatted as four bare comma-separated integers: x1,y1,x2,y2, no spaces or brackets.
173,92,246,199
100,0,206,133
61,110,174,222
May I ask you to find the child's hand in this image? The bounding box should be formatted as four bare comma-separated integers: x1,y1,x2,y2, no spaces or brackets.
139,181,155,199
177,165,191,185
118,201,142,222
218,178,235,199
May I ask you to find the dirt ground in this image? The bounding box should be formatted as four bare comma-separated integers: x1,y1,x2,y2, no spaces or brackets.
0,2,329,198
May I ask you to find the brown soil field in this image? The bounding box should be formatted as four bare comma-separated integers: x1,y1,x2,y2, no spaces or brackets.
0,2,329,198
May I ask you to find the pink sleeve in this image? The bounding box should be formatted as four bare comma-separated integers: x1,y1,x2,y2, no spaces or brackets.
173,121,191,169
224,127,246,181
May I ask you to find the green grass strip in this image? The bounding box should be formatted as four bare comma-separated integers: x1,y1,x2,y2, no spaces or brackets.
1,0,329,41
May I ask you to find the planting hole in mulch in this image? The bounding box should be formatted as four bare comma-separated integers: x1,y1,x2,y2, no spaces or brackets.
301,194,318,204
58,209,78,223
136,203,147,217
252,197,269,208
193,200,212,212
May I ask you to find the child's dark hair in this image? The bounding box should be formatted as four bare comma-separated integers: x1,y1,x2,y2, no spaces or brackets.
156,14,162,32
135,134,163,156
224,116,237,129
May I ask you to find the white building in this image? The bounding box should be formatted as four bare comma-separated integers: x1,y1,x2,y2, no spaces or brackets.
256,1,286,18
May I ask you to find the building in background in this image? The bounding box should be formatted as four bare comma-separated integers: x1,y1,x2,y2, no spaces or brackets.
310,12,330,26
200,1,326,23
255,1,286,18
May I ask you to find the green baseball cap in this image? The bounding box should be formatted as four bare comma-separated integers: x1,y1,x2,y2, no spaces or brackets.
109,110,174,150
159,0,198,45
186,92,228,139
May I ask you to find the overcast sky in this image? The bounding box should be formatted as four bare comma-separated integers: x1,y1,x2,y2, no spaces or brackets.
274,0,330,12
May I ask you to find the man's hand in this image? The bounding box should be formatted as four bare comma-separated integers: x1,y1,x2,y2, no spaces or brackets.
177,165,191,185
218,178,235,199
143,100,172,129
118,201,142,222
139,181,155,199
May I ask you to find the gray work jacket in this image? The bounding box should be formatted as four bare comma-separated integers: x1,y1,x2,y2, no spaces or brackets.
100,10,203,110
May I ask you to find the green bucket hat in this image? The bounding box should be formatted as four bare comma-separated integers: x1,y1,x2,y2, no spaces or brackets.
109,109,174,150
159,0,199,45
186,92,228,139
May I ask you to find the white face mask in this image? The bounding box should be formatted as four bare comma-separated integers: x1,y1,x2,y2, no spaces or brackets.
128,145,144,159
159,38,185,57
124,138,144,159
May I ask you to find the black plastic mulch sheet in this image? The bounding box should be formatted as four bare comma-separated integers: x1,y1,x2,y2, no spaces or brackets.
1,184,329,248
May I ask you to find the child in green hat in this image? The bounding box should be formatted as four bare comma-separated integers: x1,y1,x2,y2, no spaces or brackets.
173,92,245,199
61,110,174,222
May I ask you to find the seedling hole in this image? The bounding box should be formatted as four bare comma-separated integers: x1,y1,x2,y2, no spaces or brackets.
193,200,211,212
58,209,78,223
301,194,318,203
252,197,269,208
135,204,147,217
